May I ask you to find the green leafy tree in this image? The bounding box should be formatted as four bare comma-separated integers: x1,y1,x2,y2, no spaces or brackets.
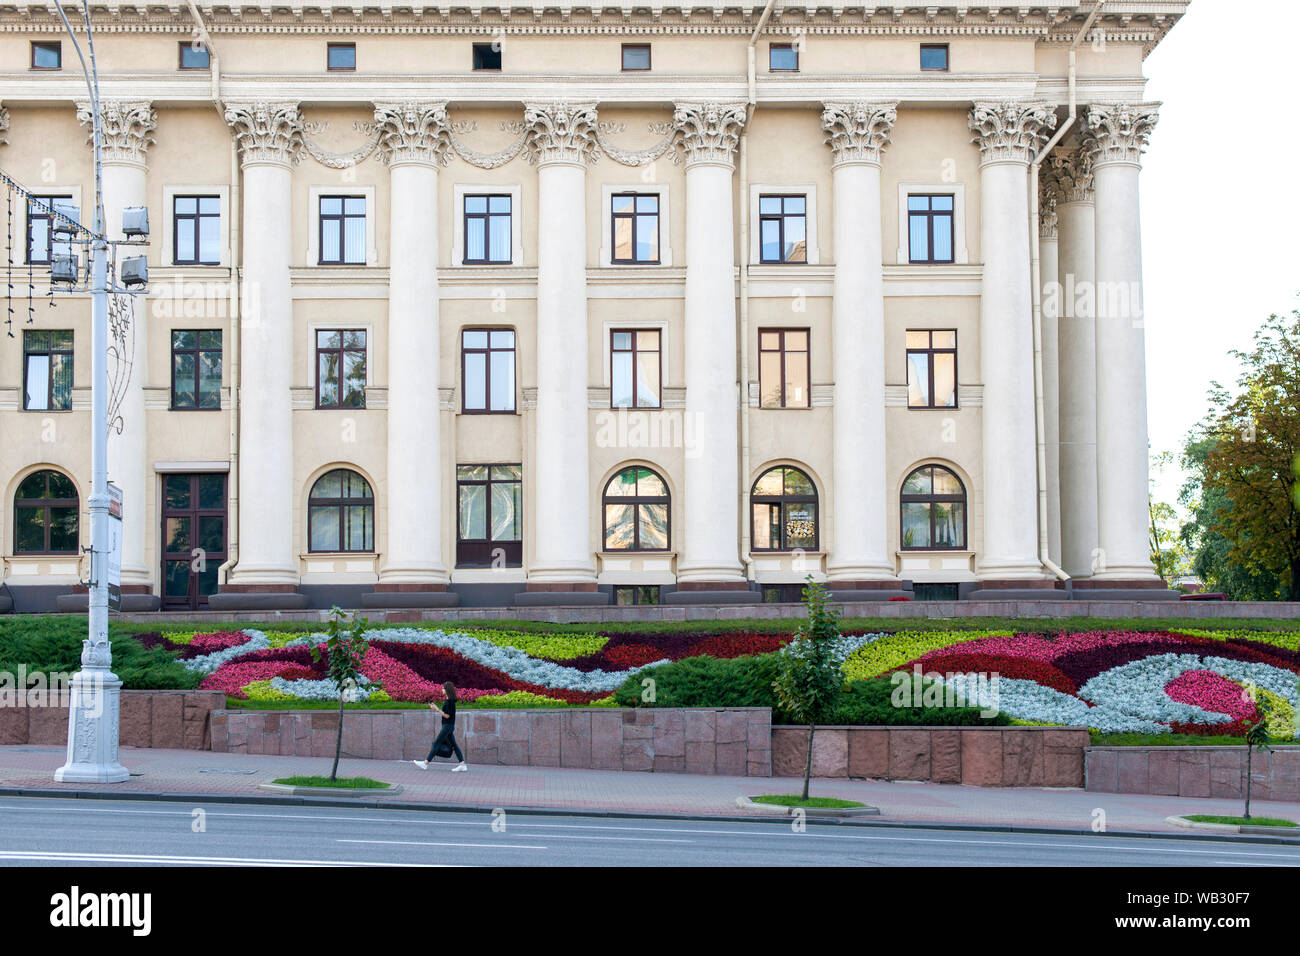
1179,310,1300,601
1149,450,1192,583
1242,694,1273,821
307,607,373,781
771,577,846,801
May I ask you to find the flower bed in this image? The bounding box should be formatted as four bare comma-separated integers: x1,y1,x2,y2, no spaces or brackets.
137,624,1300,737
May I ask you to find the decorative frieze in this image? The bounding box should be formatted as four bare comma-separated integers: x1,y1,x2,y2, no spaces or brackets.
76,100,157,166
673,102,747,168
1045,144,1095,204
1082,102,1160,168
374,101,453,167
224,102,305,167
968,100,1056,166
522,102,599,166
821,101,898,167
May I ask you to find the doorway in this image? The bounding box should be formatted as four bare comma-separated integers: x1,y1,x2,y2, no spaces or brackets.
160,473,227,610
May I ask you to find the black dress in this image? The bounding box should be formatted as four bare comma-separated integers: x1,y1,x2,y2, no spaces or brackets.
427,700,464,762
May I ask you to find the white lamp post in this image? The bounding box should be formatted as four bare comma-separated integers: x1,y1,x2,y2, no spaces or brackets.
49,0,148,784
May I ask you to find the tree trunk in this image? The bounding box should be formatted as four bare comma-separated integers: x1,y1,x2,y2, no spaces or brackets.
331,692,345,782
801,722,815,802
1244,744,1253,820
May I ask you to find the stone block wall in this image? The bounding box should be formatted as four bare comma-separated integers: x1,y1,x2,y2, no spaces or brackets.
771,725,1090,787
1085,746,1300,801
0,689,224,749
211,707,773,776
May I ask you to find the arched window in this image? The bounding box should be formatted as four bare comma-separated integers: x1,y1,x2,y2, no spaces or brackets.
751,466,818,551
308,469,374,553
13,469,79,554
901,464,966,550
602,466,669,551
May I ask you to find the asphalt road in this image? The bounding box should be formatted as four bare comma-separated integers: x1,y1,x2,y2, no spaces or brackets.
0,797,1298,867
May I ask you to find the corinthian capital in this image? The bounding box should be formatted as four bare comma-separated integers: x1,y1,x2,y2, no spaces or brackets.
224,102,305,167
1039,190,1058,239
968,100,1056,166
374,101,453,166
673,102,747,168
0,104,8,147
1082,102,1160,168
77,100,157,166
522,102,599,166
1044,145,1094,204
821,101,898,167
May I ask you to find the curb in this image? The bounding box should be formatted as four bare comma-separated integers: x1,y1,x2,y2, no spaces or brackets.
735,795,881,817
3,785,1300,845
258,782,403,797
1166,814,1300,835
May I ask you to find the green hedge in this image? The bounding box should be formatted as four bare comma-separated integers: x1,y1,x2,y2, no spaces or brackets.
613,653,1007,727
0,616,200,690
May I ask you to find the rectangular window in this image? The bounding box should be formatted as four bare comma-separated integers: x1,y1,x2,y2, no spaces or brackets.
172,195,221,265
315,329,367,409
758,195,807,264
179,42,210,69
610,329,661,409
26,195,72,265
621,43,651,71
907,194,955,264
920,43,950,71
614,585,661,605
769,42,798,71
463,194,512,264
327,42,356,70
32,41,61,69
472,42,502,70
758,329,810,409
23,330,73,411
906,330,958,409
610,193,660,264
318,195,366,265
456,464,522,568
462,328,516,413
171,330,223,410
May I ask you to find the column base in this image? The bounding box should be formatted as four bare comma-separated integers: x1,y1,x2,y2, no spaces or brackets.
513,583,611,607
663,581,756,605
1070,578,1181,601
56,585,161,613
967,579,1071,601
208,584,309,611
828,580,909,602
363,583,460,609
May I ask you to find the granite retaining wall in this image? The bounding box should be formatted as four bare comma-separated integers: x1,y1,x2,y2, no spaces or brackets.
212,707,774,776
0,689,225,750
771,725,1091,787
1085,746,1300,801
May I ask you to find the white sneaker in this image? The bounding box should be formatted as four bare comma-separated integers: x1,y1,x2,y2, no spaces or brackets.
413,760,428,770
452,763,468,773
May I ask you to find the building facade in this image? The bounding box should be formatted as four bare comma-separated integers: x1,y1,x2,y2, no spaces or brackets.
0,2,1187,611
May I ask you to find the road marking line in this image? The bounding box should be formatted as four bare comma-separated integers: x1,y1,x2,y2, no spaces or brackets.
0,849,435,867
338,839,547,850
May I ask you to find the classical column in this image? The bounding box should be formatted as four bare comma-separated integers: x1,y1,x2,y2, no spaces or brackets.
77,100,160,610
820,102,905,599
1049,144,1100,579
665,102,749,603
515,102,605,605
210,102,306,608
1039,184,1063,568
967,100,1061,594
1083,102,1167,590
367,102,458,607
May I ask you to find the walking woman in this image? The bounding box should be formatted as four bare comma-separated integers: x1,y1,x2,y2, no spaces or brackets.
414,682,467,772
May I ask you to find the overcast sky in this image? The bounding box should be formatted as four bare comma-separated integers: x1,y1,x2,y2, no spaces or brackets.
1140,0,1300,508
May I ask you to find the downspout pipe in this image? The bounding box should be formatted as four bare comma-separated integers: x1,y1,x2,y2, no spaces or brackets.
738,0,777,584
1030,0,1105,584
187,0,241,586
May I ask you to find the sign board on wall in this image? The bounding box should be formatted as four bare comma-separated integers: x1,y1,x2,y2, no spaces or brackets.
107,482,123,611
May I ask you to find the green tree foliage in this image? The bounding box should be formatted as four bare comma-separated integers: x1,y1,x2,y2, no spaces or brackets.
307,607,374,781
1179,311,1300,601
1149,450,1192,582
771,578,846,800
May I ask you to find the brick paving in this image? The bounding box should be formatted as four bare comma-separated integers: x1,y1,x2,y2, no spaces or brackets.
2,744,1298,835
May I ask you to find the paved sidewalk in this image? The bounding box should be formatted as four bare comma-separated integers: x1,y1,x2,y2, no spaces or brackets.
3,744,1299,837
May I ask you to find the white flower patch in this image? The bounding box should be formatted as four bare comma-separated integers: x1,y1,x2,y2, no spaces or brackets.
181,629,271,675
282,627,665,693
834,632,887,661
1078,654,1235,727
939,674,1171,733
1201,656,1300,712
269,676,377,701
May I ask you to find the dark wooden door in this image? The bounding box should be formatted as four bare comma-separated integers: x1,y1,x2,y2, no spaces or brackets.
161,473,227,610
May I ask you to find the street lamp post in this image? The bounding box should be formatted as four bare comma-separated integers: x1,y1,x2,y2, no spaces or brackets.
52,0,142,784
